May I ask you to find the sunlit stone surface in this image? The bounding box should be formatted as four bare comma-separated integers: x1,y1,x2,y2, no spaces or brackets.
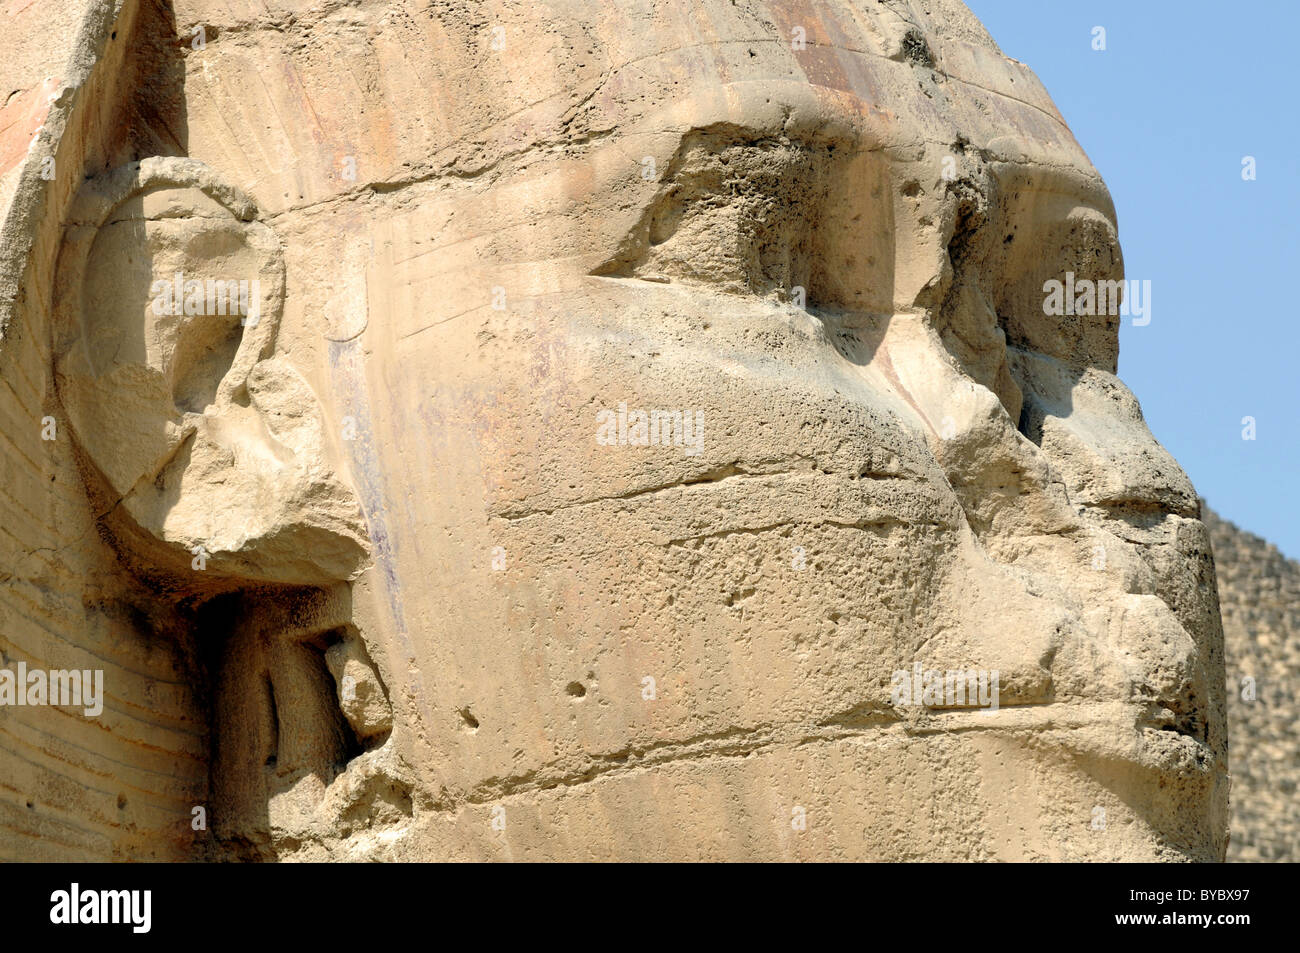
0,0,1228,861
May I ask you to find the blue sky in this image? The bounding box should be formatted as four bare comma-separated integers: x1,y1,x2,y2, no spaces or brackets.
965,0,1300,558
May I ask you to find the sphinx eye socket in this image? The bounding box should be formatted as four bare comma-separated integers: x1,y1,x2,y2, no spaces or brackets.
633,133,830,296
593,128,896,315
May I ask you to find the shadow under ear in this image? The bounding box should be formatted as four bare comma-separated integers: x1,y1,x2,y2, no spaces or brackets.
198,586,390,861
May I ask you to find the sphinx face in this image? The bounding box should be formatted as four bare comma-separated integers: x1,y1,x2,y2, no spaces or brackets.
133,0,1224,858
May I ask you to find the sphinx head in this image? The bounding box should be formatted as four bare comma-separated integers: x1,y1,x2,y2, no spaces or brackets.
35,0,1226,859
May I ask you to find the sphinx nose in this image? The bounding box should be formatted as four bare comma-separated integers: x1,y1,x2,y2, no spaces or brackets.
1008,348,1199,520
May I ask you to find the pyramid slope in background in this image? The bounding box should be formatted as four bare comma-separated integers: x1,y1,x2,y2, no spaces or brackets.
1204,505,1300,862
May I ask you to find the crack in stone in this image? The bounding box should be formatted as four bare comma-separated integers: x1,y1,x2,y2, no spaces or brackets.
427,700,1108,815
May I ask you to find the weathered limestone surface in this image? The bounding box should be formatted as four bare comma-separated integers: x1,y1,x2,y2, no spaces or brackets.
1203,507,1299,863
0,0,1233,861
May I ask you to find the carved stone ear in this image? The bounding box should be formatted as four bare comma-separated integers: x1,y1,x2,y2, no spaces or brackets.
53,158,369,587
53,159,277,490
